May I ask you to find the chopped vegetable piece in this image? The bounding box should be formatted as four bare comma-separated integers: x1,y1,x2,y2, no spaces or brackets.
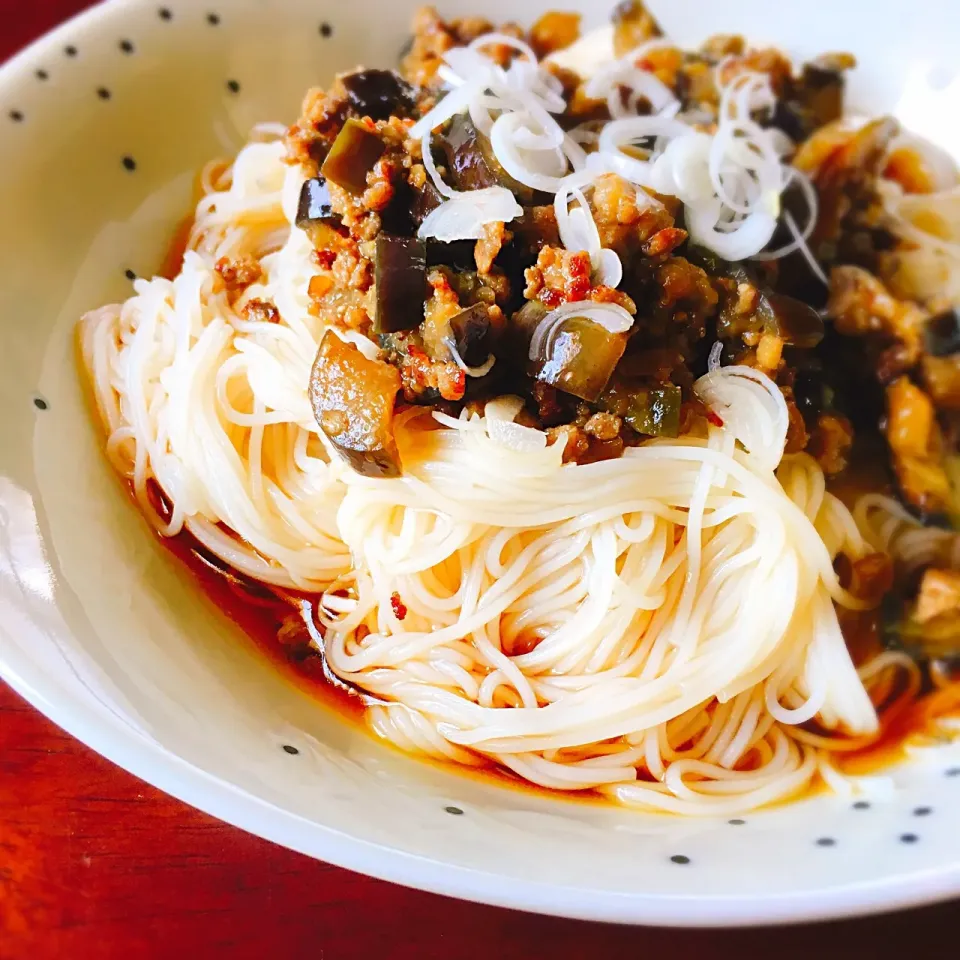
922,354,960,409
529,11,581,58
444,115,534,204
375,234,427,334
925,307,960,358
321,118,386,195
885,377,952,514
510,299,549,351
309,330,402,478
295,176,341,247
611,1,663,58
537,317,627,402
426,239,476,270
601,381,682,437
449,303,492,367
341,69,415,120
915,568,960,625
761,292,825,348
296,176,336,226
625,386,682,438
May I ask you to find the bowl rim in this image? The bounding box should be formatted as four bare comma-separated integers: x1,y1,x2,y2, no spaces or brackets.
2,0,959,926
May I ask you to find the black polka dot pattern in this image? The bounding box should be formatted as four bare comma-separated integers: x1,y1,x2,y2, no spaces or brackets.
900,833,919,844
122,156,137,172
33,397,48,411
125,269,137,281
913,806,932,817
207,12,221,25
226,79,240,94
670,855,690,865
853,801,870,810
65,44,78,57
159,6,173,19
282,744,299,755
120,39,135,54
444,805,464,815
815,837,836,847
947,767,960,777
728,818,746,825
9,109,24,122
36,68,49,81
97,87,111,100
320,22,333,38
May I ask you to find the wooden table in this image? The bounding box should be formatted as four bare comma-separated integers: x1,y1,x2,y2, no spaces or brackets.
1,4,957,957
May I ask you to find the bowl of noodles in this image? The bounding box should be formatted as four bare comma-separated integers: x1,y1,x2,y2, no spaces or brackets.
1,0,959,925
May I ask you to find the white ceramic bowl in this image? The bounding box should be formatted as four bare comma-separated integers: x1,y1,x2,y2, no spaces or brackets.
1,0,959,927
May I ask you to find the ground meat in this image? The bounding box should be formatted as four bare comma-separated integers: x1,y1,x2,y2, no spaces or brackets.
717,47,793,96
590,174,676,256
307,238,375,330
546,423,590,463
756,333,784,372
215,255,262,294
474,221,505,275
523,246,637,313
422,268,461,358
584,412,622,441
242,298,280,324
807,412,854,475
400,8,522,86
380,332,465,402
828,265,925,360
700,34,745,59
285,84,349,173
314,117,419,244
653,257,719,335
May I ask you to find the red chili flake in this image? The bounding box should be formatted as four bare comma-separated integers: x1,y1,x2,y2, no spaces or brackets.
567,275,591,301
390,592,407,621
312,249,336,269
568,252,591,278
706,409,725,428
452,368,466,396
407,343,426,358
539,287,562,308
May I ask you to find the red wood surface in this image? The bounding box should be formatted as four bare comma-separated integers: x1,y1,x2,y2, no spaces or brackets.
1,5,958,958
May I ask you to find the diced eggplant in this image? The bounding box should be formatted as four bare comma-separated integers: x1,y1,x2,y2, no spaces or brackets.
341,69,416,120
510,300,549,353
295,176,342,247
309,330,402,477
296,177,335,225
537,317,627,402
600,380,682,437
411,179,444,227
321,118,386,195
375,234,426,334
449,304,492,367
443,114,534,204
761,292,825,348
611,1,663,58
425,239,476,270
925,307,960,358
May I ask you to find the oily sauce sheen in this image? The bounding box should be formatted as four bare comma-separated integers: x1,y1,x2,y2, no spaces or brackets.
154,518,959,802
